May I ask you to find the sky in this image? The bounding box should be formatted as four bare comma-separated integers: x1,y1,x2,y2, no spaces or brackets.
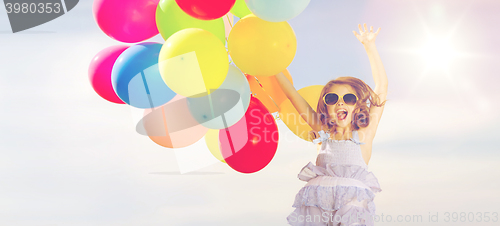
1,0,499,225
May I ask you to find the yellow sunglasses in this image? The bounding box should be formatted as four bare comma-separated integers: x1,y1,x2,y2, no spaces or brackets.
323,93,358,106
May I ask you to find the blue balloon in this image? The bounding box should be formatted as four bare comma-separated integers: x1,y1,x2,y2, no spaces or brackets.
111,42,176,109
245,0,311,22
187,65,251,129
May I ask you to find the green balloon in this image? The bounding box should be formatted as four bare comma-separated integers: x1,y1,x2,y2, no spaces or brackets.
230,0,252,18
156,0,226,44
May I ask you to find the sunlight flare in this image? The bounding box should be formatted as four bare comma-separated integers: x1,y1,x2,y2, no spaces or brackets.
418,36,457,71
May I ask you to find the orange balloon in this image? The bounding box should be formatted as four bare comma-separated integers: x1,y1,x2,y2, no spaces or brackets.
141,95,208,148
246,69,293,113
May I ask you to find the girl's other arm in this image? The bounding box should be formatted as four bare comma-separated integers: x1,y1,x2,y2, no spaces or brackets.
275,72,323,132
353,24,388,141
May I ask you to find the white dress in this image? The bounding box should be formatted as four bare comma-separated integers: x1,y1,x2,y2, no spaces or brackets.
287,130,382,226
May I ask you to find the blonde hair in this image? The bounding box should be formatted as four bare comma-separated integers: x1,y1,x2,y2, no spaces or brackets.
309,77,386,140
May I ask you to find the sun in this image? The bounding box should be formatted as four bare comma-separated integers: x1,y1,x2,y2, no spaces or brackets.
418,35,458,71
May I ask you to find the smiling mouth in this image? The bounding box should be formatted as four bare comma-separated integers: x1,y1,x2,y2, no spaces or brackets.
337,109,347,121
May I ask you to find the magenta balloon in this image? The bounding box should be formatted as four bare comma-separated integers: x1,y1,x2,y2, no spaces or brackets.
88,45,129,104
93,0,160,43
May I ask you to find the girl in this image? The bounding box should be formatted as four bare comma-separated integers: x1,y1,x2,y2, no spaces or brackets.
276,24,387,226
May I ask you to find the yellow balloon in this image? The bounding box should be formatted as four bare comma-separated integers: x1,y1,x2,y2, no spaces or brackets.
159,28,229,97
204,129,226,163
228,14,297,76
278,85,324,141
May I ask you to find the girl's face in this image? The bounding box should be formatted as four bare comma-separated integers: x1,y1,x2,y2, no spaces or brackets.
325,84,358,129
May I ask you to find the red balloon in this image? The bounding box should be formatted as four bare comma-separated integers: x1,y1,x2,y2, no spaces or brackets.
219,96,279,173
175,0,236,20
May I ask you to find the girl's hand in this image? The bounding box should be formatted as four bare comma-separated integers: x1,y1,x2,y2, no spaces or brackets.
353,23,381,46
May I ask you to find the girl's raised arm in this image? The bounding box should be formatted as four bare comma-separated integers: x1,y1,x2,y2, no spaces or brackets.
275,72,324,132
353,24,388,141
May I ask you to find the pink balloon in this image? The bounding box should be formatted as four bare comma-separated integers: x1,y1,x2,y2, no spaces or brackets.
88,45,128,104
93,0,160,43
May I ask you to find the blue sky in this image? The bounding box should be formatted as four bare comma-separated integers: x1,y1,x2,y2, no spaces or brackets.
1,0,499,225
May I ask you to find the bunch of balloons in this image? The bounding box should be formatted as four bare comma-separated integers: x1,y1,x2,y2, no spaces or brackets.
88,0,311,174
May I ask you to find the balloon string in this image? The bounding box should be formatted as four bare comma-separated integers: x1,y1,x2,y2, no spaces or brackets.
226,14,233,28
252,76,280,112
224,14,233,64
140,71,155,109
161,107,169,137
208,91,215,119
224,14,233,45
222,115,236,155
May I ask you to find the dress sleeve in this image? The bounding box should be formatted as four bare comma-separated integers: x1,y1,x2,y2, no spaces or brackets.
312,130,330,144
351,130,366,145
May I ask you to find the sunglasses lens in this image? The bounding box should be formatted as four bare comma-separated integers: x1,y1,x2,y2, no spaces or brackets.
344,94,357,105
324,93,339,105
